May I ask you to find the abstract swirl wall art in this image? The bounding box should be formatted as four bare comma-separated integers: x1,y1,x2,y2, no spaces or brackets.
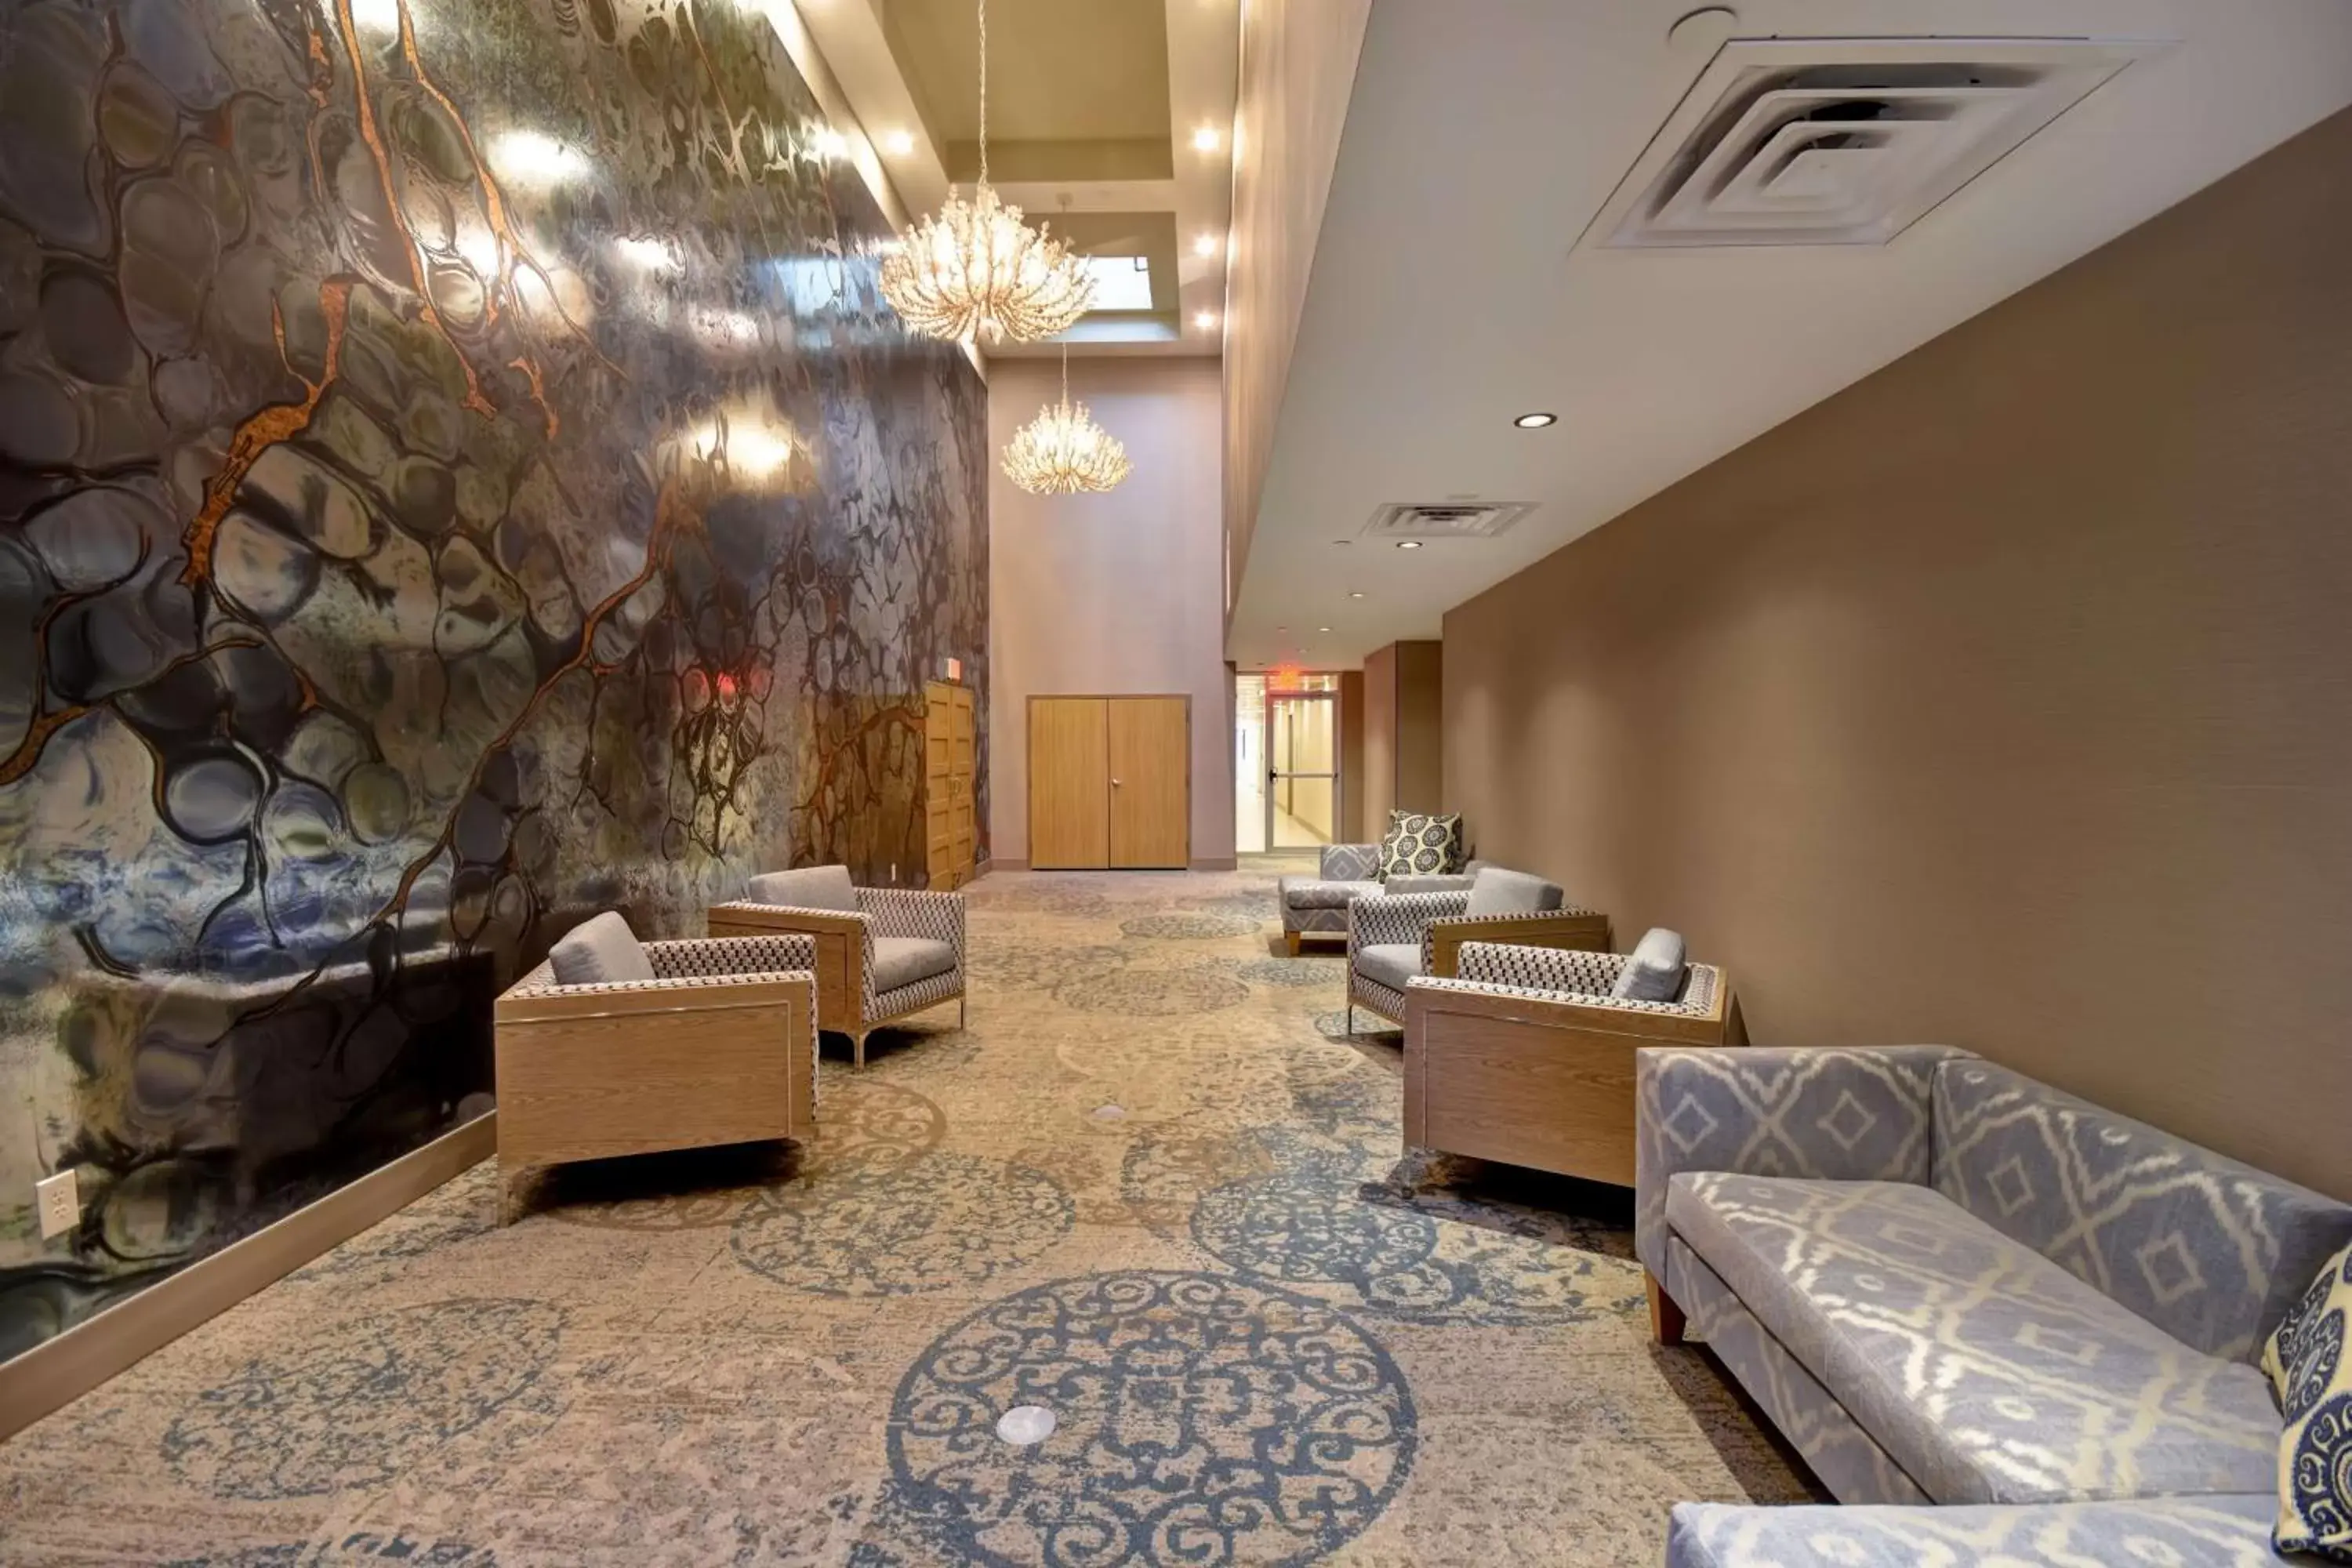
0,0,988,1361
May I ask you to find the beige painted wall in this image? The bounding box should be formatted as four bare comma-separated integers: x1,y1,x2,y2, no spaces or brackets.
1443,109,2352,1200
990,357,1236,867
1221,0,1373,583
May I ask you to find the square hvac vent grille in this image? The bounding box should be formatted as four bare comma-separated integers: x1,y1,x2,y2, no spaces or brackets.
1584,37,2169,249
1363,502,1534,541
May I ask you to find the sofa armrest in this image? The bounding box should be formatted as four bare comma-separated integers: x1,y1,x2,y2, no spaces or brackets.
1633,1044,1971,1281
1347,889,1471,955
645,933,817,978
1404,975,1738,1187
1319,842,1384,881
1422,909,1611,977
707,902,873,1032
494,966,817,1174
856,886,966,956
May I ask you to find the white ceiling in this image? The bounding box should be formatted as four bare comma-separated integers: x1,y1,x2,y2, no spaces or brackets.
1228,0,2352,670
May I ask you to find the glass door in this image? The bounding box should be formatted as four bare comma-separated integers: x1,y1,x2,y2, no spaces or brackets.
1266,677,1338,849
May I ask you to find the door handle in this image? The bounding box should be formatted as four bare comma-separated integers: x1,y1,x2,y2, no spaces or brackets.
1111,778,1123,787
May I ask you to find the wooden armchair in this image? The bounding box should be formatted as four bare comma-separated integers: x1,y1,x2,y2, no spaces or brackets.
1402,941,1741,1188
706,865,966,1067
1345,880,1610,1030
492,931,816,1222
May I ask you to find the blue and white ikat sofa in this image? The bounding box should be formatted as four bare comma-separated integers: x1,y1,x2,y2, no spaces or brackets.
1637,1046,2352,1566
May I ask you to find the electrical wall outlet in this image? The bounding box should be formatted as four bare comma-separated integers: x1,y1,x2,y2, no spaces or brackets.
35,1168,79,1240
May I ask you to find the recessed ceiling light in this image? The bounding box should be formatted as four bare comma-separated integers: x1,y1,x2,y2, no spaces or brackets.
1396,540,1423,550
1317,626,1331,633
1192,125,1221,153
1193,232,1221,257
1333,539,1352,546
1348,591,1365,599
884,129,916,157
1193,310,1218,331
1513,411,1558,429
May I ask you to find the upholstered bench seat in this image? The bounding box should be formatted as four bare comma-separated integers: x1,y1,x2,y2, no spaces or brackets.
1665,1494,2285,1568
1666,1172,2281,1505
1276,875,1381,911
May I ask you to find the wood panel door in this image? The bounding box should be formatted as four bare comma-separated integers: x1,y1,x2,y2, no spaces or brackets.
1108,696,1189,869
924,681,977,888
1029,697,1109,869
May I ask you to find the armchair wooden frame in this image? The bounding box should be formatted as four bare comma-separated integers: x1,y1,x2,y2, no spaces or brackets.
1349,907,1613,1029
706,902,965,1067
1403,966,1740,1188
493,962,814,1224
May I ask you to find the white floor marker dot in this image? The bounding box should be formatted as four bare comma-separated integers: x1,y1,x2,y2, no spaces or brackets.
996,1405,1056,1445
1092,1103,1127,1120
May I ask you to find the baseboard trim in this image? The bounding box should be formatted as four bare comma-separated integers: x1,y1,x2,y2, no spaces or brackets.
0,1112,496,1443
1190,857,1240,872
990,857,1029,872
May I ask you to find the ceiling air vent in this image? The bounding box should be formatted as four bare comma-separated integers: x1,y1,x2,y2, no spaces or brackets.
1584,37,2169,249
1363,502,1534,542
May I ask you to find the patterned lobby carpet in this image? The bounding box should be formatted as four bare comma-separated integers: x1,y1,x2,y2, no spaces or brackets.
0,867,1813,1566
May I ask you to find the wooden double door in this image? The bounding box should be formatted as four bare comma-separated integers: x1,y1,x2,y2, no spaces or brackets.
1029,695,1189,869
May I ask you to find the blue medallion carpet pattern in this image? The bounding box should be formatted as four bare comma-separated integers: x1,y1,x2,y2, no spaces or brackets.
0,869,1811,1564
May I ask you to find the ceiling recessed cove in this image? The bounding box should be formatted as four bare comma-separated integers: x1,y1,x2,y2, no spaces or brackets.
1585,37,2171,250
1363,501,1535,543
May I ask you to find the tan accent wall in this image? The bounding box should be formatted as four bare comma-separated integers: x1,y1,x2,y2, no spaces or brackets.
1361,643,1396,831
1358,640,1444,833
1393,641,1444,815
1338,670,1367,843
1221,0,1374,585
1443,107,2352,1200
991,358,1236,867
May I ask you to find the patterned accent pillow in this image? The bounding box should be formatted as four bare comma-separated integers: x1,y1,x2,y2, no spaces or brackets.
1377,811,1464,879
2265,1240,2352,1563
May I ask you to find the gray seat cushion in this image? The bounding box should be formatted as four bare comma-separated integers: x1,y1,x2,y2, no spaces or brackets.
871,935,956,993
1612,926,1686,1000
1355,942,1423,991
547,911,654,986
1666,1494,2282,1568
1666,1173,2279,1504
746,864,857,911
1279,876,1381,910
1464,866,1565,916
1385,874,1468,897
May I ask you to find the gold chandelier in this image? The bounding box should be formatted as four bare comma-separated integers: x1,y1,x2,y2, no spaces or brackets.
1002,347,1133,494
879,0,1093,345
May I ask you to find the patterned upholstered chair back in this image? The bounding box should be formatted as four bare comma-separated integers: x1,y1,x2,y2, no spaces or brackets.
1931,1060,2352,1363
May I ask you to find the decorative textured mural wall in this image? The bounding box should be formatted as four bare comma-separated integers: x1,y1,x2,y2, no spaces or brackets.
0,0,989,1362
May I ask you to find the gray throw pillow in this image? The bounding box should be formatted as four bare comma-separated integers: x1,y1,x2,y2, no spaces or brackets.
1464,866,1565,916
1611,927,1687,1002
746,864,857,911
547,911,655,986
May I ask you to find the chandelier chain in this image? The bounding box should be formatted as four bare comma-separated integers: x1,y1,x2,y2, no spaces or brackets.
877,0,1094,344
